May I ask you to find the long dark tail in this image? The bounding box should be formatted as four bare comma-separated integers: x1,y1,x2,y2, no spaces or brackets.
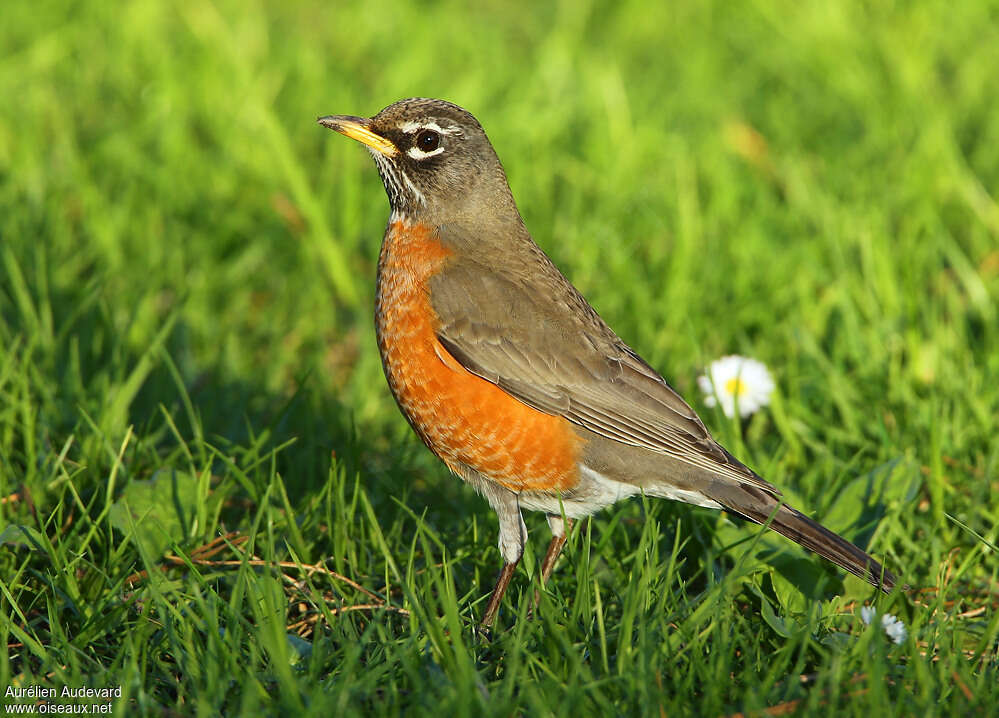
709,484,897,592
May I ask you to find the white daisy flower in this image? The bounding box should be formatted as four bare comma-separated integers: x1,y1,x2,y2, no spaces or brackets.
697,355,774,418
860,606,907,644
881,614,908,644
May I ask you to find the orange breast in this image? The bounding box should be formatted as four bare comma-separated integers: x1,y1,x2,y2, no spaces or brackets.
374,218,581,493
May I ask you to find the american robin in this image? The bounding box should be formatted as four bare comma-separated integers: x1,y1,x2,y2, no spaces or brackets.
318,98,896,627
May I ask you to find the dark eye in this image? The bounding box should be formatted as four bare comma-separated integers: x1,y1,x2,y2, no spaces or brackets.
415,129,440,152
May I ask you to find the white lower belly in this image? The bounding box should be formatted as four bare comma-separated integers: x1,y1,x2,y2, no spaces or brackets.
518,466,722,517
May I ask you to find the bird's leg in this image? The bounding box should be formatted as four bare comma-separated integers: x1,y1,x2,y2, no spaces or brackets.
533,515,575,613
481,560,519,628
540,515,575,584
470,476,526,629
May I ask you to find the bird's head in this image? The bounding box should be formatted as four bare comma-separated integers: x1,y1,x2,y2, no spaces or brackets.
319,98,518,226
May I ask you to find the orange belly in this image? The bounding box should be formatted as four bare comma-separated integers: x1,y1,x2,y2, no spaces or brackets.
374,218,581,493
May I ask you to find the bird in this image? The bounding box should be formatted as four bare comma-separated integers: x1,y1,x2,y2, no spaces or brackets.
318,98,897,627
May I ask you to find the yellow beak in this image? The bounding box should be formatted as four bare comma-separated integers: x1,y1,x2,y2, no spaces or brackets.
317,115,398,157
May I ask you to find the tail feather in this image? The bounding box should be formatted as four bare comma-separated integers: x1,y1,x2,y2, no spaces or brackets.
710,484,897,592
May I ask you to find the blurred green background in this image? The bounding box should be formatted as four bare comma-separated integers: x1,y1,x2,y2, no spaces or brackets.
1,0,997,715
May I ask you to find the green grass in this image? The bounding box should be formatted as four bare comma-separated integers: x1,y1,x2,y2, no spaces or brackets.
1,0,997,714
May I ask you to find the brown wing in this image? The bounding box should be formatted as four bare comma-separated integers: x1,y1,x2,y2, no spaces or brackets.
429,226,779,495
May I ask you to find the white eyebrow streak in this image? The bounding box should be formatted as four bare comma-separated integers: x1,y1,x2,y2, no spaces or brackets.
399,120,462,135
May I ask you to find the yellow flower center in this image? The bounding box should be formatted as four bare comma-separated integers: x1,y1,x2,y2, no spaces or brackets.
724,377,747,397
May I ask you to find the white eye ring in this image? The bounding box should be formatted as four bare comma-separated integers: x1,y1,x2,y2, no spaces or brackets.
406,145,446,160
